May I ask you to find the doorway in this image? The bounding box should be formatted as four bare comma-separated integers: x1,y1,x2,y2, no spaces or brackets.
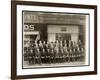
56,33,71,41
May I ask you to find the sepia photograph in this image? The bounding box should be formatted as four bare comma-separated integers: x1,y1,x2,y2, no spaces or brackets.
11,1,97,79
22,11,89,68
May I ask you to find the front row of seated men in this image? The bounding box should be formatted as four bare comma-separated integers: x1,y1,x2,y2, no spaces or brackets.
24,40,85,64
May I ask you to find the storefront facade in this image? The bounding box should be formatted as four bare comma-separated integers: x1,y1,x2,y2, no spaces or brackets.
23,11,86,46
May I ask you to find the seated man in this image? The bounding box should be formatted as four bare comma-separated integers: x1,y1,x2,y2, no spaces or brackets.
50,49,55,63
72,48,76,62
54,45,59,63
63,44,68,62
76,47,81,62
80,47,85,62
28,47,33,64
46,48,51,64
69,49,73,62
41,48,46,63
34,47,41,65
59,47,64,63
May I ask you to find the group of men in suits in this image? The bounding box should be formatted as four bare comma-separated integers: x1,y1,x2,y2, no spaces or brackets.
24,40,85,65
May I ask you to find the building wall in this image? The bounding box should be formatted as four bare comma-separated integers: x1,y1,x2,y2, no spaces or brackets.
24,12,86,25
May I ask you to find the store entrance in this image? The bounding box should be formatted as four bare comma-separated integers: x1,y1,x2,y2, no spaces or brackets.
56,33,71,41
